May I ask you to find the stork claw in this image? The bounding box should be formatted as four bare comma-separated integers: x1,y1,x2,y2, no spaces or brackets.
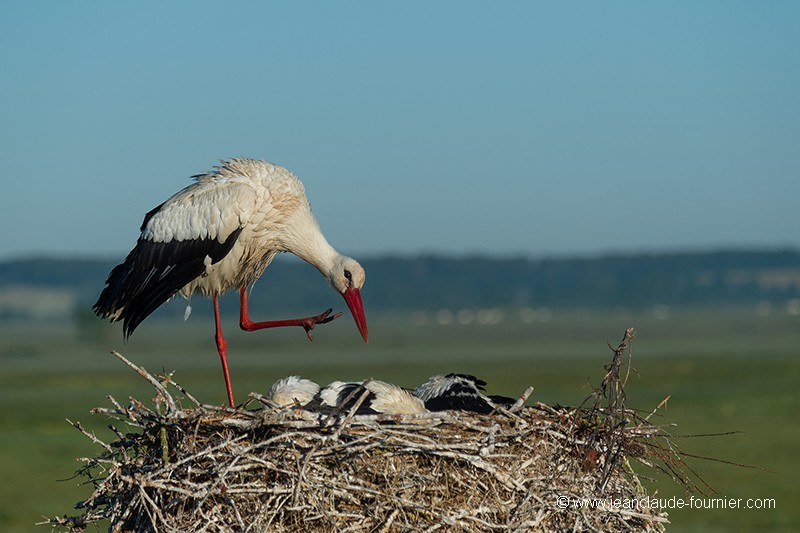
302,308,344,341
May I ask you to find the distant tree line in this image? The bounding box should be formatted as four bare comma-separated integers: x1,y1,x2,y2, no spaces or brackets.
1,249,799,320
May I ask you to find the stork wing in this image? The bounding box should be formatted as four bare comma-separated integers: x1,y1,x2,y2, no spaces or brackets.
93,179,255,337
421,379,495,414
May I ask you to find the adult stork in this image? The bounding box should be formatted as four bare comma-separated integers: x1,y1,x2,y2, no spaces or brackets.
93,158,369,407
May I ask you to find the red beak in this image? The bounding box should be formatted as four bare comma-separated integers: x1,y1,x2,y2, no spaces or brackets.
342,287,369,343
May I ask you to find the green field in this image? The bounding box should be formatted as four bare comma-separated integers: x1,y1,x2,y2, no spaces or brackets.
1,309,798,532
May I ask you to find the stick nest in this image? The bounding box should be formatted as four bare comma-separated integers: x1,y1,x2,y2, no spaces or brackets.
48,329,693,532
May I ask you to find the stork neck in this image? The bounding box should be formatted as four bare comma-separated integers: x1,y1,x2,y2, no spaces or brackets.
288,226,338,275
278,204,341,277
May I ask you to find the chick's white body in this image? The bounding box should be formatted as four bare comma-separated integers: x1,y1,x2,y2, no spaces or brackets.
266,376,321,407
319,380,428,415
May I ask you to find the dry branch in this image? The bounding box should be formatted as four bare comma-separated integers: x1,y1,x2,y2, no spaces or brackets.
45,329,696,532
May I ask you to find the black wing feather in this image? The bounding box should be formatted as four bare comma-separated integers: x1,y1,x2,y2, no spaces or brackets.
140,201,166,232
488,394,516,408
93,227,243,337
334,383,378,414
305,383,379,415
444,373,487,390
423,381,495,414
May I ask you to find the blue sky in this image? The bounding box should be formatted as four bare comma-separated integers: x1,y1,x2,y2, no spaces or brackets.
2,1,798,260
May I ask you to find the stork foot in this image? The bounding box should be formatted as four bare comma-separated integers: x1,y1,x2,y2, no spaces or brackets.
303,308,343,341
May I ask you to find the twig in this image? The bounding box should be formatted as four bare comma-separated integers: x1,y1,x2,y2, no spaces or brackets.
331,386,373,440
67,419,113,453
110,350,178,413
509,386,535,413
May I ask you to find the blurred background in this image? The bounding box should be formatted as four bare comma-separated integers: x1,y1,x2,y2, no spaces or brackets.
1,2,798,531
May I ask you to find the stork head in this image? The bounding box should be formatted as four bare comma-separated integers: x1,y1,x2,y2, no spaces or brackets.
329,256,368,343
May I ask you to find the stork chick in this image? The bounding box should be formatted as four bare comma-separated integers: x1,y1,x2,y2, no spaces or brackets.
314,380,428,415
414,373,515,414
265,375,321,407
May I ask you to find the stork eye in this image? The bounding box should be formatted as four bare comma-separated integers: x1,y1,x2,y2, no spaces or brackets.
344,269,353,282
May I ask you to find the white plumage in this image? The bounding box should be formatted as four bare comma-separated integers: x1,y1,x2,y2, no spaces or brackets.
364,380,428,414
414,373,515,414
316,380,428,415
266,376,321,407
94,158,369,407
125,159,363,301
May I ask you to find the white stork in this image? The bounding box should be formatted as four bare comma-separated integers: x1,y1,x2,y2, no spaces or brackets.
314,380,428,415
413,373,514,414
265,375,321,407
93,158,369,407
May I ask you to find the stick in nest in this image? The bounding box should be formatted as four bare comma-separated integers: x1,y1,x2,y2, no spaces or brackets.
44,329,732,532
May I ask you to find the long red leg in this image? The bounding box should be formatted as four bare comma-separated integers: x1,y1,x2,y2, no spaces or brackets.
213,293,236,407
238,286,342,340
